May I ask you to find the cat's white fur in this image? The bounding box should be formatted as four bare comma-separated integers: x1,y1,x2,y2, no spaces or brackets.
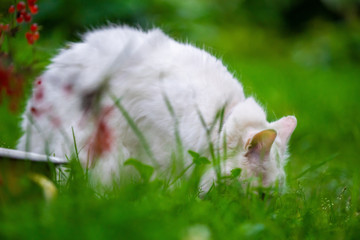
17,26,297,191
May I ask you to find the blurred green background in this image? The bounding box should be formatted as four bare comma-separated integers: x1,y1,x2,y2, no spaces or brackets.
1,0,360,239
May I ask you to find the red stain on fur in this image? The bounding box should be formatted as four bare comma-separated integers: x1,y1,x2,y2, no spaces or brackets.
34,86,44,101
64,84,73,94
102,105,114,116
30,105,50,118
87,106,115,167
30,106,39,116
34,78,44,102
50,115,62,128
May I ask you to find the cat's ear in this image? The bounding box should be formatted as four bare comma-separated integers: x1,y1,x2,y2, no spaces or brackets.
245,129,277,161
271,116,297,144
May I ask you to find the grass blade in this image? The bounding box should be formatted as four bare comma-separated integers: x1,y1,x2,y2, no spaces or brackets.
110,94,159,167
292,153,339,180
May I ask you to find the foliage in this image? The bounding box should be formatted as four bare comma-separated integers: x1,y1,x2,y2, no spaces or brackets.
0,0,46,147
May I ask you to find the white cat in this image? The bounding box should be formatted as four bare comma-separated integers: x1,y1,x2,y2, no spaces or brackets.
17,26,297,191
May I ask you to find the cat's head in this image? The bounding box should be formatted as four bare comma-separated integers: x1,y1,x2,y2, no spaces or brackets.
223,98,297,189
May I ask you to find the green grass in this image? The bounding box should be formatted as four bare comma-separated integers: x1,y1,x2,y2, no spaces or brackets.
1,24,360,240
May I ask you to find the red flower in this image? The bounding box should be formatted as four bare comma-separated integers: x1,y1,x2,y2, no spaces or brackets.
24,12,32,23
27,0,37,7
8,5,15,14
30,23,38,32
29,4,38,14
17,2,26,11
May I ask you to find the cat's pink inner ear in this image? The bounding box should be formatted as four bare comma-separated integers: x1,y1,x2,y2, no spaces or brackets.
273,116,297,144
245,129,277,161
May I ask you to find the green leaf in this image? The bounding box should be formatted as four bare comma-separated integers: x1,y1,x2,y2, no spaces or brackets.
188,150,200,159
194,156,211,165
124,158,154,182
231,168,242,178
112,95,158,167
188,150,210,165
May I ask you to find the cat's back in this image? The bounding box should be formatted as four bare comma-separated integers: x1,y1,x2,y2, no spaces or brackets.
18,26,245,156
45,26,243,98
